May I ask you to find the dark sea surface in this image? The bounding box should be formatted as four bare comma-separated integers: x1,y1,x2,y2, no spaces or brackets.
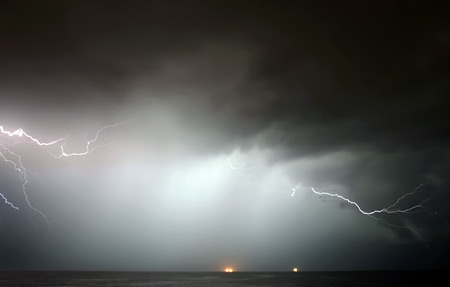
0,271,443,286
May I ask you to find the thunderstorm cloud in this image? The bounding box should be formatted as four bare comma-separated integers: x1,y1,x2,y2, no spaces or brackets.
0,1,449,270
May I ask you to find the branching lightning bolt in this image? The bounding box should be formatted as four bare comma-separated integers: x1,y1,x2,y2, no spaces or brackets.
303,185,433,246
57,121,128,158
0,121,128,226
304,185,432,216
227,153,436,246
1,143,42,219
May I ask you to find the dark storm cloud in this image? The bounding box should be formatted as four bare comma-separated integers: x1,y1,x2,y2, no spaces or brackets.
1,0,450,270
2,0,448,145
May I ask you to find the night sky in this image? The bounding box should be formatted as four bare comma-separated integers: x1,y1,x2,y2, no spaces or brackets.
1,1,449,271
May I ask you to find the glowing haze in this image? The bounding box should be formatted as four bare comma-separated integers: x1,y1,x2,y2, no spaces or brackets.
0,1,449,271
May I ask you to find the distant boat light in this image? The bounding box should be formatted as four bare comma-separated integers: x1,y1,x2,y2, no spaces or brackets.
225,268,234,273
293,267,298,272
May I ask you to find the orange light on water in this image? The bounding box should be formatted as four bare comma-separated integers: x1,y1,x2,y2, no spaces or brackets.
293,267,298,272
225,268,234,273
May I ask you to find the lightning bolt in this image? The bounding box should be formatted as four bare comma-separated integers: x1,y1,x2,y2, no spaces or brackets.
0,121,128,226
0,142,45,223
303,185,432,216
302,185,432,246
227,156,255,177
57,121,129,158
227,153,436,246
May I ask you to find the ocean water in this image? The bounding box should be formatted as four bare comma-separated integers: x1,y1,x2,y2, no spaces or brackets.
0,271,441,286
